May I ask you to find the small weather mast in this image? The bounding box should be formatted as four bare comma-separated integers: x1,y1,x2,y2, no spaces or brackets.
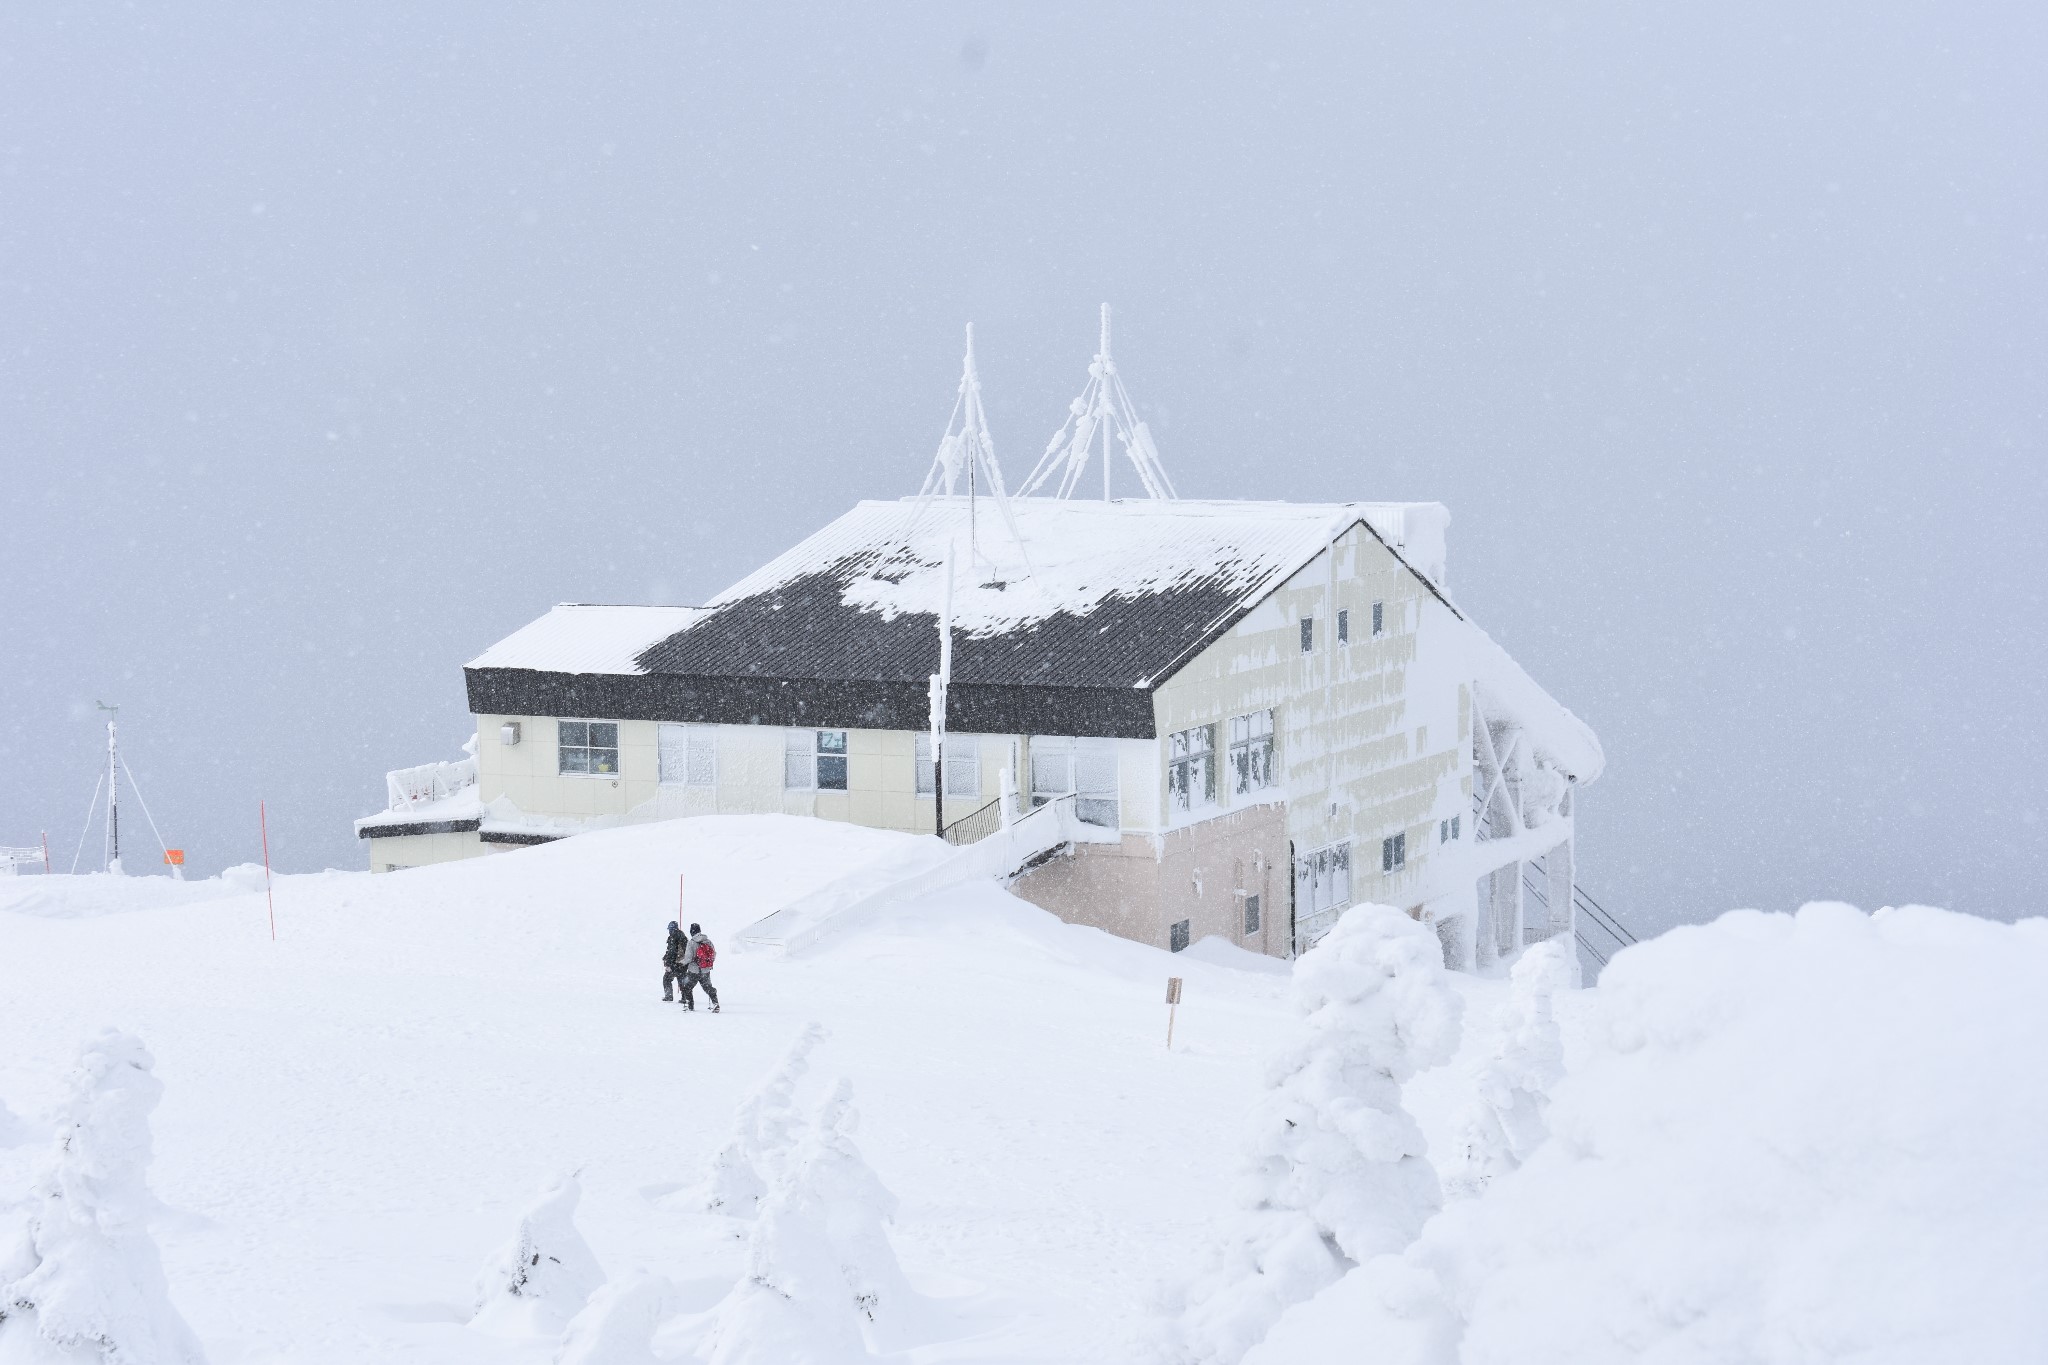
1016,303,1178,501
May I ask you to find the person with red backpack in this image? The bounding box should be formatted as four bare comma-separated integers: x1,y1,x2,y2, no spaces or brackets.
681,922,720,1012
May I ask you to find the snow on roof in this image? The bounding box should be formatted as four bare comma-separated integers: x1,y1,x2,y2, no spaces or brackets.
710,497,1444,637
461,496,1596,779
466,604,706,675
1467,625,1606,784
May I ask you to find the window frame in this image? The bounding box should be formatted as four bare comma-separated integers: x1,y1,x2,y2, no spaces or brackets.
658,723,717,788
1031,735,1120,828
1166,723,1218,814
1299,616,1315,653
1382,830,1407,872
1244,893,1261,936
1337,608,1350,644
1169,918,1191,953
784,728,850,792
1372,600,1385,637
915,732,982,798
1293,842,1353,919
1227,709,1277,797
557,719,620,777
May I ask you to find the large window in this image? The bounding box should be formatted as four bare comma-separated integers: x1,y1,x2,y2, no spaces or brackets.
1031,736,1119,828
914,733,981,798
1228,710,1276,796
1382,831,1407,872
658,724,716,787
558,720,619,775
1166,724,1217,813
1294,842,1352,919
784,729,849,791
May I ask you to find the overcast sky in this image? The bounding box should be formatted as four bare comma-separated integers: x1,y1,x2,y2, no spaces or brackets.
3,3,2041,935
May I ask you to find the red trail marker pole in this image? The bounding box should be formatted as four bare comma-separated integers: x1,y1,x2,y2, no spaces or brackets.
259,800,277,941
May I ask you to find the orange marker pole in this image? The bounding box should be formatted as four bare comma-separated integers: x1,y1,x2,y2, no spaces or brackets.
259,800,277,941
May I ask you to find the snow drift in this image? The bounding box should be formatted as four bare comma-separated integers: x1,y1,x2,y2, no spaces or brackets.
1247,901,2048,1364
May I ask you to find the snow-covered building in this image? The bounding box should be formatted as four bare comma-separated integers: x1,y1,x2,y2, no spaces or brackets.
356,316,1601,968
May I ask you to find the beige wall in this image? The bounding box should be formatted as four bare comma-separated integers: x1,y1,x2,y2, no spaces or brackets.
475,714,1019,838
1150,524,1474,937
365,828,489,872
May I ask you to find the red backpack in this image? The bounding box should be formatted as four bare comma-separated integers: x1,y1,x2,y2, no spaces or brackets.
694,938,716,971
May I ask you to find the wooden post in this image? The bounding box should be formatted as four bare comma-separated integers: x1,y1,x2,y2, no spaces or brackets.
1165,976,1183,1049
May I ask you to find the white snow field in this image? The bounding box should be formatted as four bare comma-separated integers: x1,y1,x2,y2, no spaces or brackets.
2,819,2043,1362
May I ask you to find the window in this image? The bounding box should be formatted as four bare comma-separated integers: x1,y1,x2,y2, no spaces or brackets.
1337,609,1350,644
1440,818,1450,844
1372,600,1385,636
1382,831,1407,872
1452,814,1460,840
1169,918,1191,953
784,729,849,791
1166,724,1217,813
1228,710,1276,795
1294,843,1352,918
558,720,619,775
1244,894,1261,935
658,724,716,787
1299,616,1315,653
1030,736,1119,828
915,733,981,798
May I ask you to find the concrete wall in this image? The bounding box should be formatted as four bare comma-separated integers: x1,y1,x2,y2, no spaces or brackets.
1010,801,1288,955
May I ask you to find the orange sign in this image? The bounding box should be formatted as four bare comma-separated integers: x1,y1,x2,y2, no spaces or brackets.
164,849,185,866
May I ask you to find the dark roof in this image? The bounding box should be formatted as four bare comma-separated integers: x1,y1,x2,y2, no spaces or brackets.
466,498,1446,738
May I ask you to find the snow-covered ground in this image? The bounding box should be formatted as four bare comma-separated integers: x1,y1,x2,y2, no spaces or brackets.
0,817,1321,1362
3,819,2042,1362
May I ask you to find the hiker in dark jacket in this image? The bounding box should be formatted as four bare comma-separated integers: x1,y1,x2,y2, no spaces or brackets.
662,921,689,1002
681,922,720,1012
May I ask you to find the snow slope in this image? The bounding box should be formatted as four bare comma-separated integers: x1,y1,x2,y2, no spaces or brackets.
0,816,1308,1363
3,824,2039,1361
1246,901,2048,1365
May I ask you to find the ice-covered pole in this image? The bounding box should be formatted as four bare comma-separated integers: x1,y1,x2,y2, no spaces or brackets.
928,544,955,837
97,701,121,874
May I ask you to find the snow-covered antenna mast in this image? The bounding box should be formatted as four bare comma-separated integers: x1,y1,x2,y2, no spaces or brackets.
96,701,121,875
1017,303,1178,501
912,324,1034,581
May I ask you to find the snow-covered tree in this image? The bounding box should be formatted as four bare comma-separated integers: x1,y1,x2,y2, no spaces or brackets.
702,1022,827,1217
704,1078,911,1364
471,1172,606,1337
555,1270,672,1365
1443,938,1573,1199
0,1030,208,1365
1174,905,1464,1365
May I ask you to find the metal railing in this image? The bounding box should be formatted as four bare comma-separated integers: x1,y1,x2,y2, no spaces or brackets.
385,755,479,812
941,791,1033,846
1570,884,1639,968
